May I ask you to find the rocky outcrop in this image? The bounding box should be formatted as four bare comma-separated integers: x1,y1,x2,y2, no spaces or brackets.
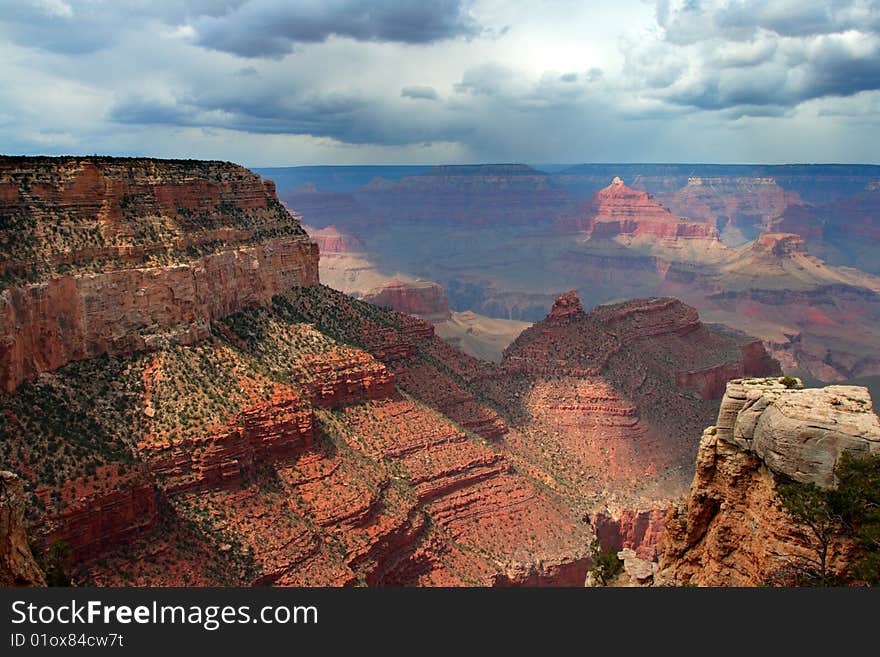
0,157,319,393
307,224,367,255
593,508,667,561
750,232,809,257
658,378,880,586
362,278,452,323
545,290,585,324
145,390,316,493
713,379,880,487
0,471,45,586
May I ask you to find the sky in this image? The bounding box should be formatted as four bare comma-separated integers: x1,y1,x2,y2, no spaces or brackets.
1,0,879,166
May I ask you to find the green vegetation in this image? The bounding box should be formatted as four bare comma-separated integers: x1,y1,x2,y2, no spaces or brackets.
777,452,880,586
30,538,73,587
780,376,799,389
0,354,142,512
588,539,624,586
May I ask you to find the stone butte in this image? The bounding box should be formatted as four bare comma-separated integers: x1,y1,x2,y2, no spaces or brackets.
362,277,452,323
497,290,779,552
0,156,319,393
658,378,880,586
558,176,720,241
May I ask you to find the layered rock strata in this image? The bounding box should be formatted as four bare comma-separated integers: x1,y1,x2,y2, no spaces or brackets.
362,278,452,322
0,157,319,392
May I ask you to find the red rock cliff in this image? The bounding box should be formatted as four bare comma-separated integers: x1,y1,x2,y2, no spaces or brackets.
0,157,319,392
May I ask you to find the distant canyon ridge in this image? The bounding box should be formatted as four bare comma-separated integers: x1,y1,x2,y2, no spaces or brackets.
259,163,880,385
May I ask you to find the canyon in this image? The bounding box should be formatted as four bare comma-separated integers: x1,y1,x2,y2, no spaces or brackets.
261,164,880,384
1,156,877,588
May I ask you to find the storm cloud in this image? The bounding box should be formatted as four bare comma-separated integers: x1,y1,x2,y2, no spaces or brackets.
628,0,880,113
192,0,481,57
0,0,878,164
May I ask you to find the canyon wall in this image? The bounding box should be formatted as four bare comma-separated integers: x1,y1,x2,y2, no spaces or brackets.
658,378,880,585
0,157,319,392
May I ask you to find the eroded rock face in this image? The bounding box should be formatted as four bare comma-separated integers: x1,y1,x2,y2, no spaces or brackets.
658,378,880,586
593,509,667,561
0,157,319,393
0,471,45,586
546,290,585,324
497,294,780,513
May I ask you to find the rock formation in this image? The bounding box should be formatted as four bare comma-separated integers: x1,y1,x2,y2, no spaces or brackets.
497,291,780,513
0,471,46,586
0,157,319,393
593,508,667,561
558,177,720,243
658,176,802,244
362,278,452,322
545,290,585,323
658,378,880,586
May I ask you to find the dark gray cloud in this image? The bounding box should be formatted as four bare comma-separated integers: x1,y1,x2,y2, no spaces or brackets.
401,86,440,100
1,0,878,165
192,0,480,58
658,0,880,45
627,0,880,113
0,1,246,54
109,84,467,147
0,1,478,57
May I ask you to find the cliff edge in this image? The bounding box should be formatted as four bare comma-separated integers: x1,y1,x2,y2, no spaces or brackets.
658,377,880,585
